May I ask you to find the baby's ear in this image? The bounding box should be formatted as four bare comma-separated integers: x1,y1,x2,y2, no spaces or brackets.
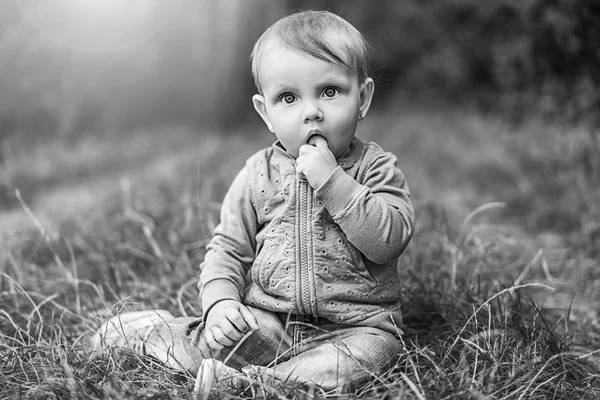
252,94,274,133
358,78,375,119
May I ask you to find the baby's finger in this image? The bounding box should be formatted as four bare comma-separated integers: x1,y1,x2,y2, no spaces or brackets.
226,309,250,333
239,306,260,331
308,134,328,148
298,143,315,157
211,326,235,347
220,321,244,341
204,329,224,351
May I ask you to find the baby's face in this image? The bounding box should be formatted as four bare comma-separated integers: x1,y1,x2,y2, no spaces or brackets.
253,45,363,158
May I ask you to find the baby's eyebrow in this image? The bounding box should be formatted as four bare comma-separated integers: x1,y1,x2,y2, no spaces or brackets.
273,84,297,92
269,85,296,99
316,77,351,88
320,76,349,84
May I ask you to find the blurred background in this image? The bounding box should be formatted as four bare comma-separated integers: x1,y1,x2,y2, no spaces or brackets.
2,0,598,137
1,0,599,242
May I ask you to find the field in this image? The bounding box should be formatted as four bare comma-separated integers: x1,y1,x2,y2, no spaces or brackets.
1,102,599,399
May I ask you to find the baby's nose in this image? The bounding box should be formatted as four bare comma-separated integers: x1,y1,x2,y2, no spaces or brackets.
302,102,323,122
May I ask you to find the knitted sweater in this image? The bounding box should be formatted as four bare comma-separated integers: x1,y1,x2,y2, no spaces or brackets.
199,137,414,335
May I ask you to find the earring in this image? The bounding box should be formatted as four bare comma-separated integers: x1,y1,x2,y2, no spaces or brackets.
358,112,364,121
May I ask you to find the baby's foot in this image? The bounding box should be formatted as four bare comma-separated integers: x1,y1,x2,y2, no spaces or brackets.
195,358,247,400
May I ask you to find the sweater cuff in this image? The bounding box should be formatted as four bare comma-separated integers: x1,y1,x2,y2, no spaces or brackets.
315,166,365,217
201,279,241,318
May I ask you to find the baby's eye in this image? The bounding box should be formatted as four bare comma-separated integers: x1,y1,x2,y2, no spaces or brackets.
322,87,340,98
278,93,297,104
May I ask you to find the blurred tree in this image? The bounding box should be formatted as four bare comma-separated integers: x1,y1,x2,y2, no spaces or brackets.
524,0,600,125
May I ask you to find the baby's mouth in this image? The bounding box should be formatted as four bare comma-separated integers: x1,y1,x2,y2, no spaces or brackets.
307,130,326,146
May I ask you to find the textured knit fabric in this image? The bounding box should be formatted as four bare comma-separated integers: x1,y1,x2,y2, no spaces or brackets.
199,137,414,335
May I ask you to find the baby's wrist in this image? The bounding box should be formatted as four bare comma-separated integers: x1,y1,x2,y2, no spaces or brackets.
203,298,239,322
313,165,339,191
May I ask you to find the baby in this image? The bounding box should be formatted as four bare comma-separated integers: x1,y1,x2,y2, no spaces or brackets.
93,10,414,396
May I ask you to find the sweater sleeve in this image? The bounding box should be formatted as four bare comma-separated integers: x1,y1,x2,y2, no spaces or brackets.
315,152,414,264
198,166,258,317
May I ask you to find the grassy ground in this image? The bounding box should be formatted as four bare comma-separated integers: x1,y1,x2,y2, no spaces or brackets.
1,104,599,399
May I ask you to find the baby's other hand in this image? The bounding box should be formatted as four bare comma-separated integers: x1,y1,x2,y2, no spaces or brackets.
203,300,259,351
296,135,338,189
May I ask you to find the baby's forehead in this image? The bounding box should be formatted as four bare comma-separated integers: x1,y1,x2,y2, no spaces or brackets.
257,46,355,88
257,35,351,71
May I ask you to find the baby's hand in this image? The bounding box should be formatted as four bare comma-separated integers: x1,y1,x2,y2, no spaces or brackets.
296,135,338,189
203,300,259,351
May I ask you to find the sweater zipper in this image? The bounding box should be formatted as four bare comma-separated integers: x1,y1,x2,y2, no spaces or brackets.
296,175,314,315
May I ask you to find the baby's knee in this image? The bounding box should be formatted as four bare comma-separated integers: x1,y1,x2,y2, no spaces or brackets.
347,327,402,368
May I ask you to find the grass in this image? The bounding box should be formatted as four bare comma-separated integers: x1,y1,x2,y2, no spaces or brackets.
1,104,599,399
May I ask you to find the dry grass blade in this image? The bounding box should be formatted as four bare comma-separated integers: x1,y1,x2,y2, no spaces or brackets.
400,372,425,400
177,277,199,317
124,208,173,272
514,249,543,286
1,272,44,332
462,202,506,226
449,283,555,352
15,189,74,282
26,293,58,328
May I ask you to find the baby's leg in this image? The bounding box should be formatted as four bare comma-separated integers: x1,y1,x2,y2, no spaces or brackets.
91,310,398,393
252,325,402,392
90,306,294,373
90,310,205,371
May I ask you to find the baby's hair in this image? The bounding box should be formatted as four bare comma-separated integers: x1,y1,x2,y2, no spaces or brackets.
250,10,369,94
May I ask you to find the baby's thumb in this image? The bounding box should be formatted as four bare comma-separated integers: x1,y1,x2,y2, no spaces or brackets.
308,134,328,149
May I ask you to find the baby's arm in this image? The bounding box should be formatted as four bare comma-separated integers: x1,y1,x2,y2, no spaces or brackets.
199,167,260,350
316,151,414,264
